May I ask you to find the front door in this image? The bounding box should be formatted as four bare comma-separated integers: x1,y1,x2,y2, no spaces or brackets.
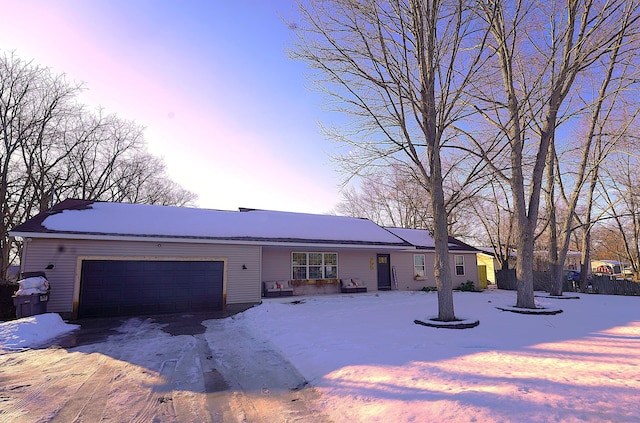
377,254,391,291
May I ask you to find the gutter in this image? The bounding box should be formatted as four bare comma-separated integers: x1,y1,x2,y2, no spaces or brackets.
10,231,414,251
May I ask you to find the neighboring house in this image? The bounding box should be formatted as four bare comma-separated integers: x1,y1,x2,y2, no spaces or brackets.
591,259,627,276
533,250,582,271
10,199,479,319
476,250,497,287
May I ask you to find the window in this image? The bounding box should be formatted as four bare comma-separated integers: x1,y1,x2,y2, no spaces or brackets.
414,254,426,278
292,252,307,279
323,253,338,278
455,255,465,276
292,252,338,279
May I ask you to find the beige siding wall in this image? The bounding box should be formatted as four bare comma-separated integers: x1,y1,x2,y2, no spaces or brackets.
261,249,291,282
338,250,379,288
390,251,479,290
262,248,379,290
261,248,479,292
389,252,435,290
450,252,479,287
21,238,262,315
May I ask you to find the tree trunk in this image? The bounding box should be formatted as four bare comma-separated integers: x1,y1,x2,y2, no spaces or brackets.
549,263,563,295
546,141,563,296
515,222,536,308
579,233,591,292
431,157,455,321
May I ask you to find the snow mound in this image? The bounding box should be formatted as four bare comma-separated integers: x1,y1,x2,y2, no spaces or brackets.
0,313,79,350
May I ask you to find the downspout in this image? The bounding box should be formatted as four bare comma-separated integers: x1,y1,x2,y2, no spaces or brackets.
20,237,30,277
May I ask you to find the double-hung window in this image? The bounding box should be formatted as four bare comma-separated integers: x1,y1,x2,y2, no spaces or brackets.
292,252,338,279
455,255,465,276
414,254,426,278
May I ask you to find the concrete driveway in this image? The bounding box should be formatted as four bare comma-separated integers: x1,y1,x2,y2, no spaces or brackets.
0,309,332,422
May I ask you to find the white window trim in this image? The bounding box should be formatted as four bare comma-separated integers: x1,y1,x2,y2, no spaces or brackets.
291,252,338,280
455,255,465,276
414,254,426,279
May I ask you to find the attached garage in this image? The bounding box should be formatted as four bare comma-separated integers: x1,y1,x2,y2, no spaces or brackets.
78,259,224,318
11,199,479,319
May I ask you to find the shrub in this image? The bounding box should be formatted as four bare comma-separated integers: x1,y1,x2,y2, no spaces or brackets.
421,286,438,292
456,280,475,292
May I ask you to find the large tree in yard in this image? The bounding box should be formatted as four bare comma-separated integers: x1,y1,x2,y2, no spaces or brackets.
292,0,491,321
470,0,640,307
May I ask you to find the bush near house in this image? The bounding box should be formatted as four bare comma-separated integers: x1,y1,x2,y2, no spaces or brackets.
456,281,476,291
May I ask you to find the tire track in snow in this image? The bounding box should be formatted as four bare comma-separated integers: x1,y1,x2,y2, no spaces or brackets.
203,322,332,423
0,349,97,423
49,356,117,423
128,359,178,423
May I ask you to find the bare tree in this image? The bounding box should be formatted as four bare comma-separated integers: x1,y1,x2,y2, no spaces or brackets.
598,137,640,275
337,159,481,239
0,52,197,277
335,166,433,229
108,152,197,206
471,0,640,308
541,1,640,295
467,178,516,270
292,0,491,321
0,52,82,276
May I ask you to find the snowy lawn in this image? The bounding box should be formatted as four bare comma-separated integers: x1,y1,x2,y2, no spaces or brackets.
1,290,639,422
221,290,640,422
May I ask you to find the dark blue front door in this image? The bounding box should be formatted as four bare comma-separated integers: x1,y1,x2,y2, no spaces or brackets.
377,254,391,290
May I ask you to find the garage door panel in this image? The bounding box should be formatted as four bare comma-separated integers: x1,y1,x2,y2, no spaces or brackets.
79,260,224,318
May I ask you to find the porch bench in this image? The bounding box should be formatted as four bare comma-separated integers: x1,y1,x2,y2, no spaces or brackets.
262,280,294,297
340,278,367,293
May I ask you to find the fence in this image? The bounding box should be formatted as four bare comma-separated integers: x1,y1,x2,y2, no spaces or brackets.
590,275,640,296
497,269,585,293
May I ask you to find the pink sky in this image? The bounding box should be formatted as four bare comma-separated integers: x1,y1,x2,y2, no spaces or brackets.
0,1,342,213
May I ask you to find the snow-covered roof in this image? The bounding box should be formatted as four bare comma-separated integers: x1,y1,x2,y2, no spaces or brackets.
385,227,436,248
534,250,582,257
385,227,480,252
591,259,626,266
11,200,411,248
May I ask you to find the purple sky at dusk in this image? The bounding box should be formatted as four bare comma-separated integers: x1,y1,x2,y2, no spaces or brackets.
1,1,344,214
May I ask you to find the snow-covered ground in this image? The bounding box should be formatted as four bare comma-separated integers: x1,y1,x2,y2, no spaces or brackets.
0,313,79,351
1,290,639,422
227,290,640,422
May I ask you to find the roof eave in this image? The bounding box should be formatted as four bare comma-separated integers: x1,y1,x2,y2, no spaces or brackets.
10,231,413,250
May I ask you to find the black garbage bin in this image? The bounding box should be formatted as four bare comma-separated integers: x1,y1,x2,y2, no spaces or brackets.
13,270,50,319
13,292,49,318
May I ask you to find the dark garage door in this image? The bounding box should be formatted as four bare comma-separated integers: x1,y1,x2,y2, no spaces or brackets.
79,260,224,318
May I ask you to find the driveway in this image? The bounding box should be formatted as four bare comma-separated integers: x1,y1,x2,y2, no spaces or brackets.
0,309,332,422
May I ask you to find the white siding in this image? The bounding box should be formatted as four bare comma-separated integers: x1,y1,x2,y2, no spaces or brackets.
21,238,261,316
